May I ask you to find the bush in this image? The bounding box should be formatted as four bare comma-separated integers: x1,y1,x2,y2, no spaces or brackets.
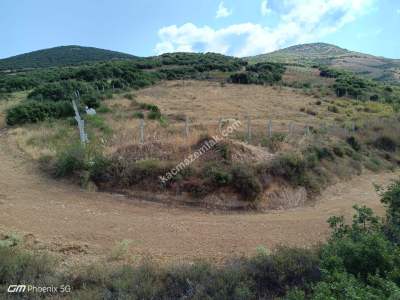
379,180,400,244
346,136,362,152
261,133,286,152
248,247,321,297
230,62,285,85
6,100,74,125
328,105,339,113
54,144,86,177
373,136,397,152
133,111,144,119
231,165,262,201
202,164,232,187
268,152,306,184
28,80,95,102
148,110,162,120
0,245,57,286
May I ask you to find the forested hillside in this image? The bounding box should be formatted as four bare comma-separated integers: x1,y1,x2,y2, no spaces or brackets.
0,45,137,70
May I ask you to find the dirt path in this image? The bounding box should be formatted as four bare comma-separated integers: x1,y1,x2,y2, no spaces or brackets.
0,130,398,264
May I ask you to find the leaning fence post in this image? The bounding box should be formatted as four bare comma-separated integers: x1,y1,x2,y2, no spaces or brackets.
185,115,189,138
139,119,145,143
72,91,88,145
267,120,272,138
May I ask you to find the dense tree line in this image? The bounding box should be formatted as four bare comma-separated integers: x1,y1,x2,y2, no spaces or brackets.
229,62,285,85
319,66,400,104
2,53,247,125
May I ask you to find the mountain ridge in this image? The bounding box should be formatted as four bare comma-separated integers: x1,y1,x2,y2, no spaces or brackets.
247,42,400,83
2,43,399,83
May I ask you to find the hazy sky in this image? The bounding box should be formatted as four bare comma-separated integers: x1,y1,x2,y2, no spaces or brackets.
1,0,399,59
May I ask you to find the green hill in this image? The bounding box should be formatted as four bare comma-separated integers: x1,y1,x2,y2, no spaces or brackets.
0,45,137,70
248,43,400,83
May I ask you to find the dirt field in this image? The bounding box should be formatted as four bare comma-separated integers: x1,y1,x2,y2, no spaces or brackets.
0,129,398,265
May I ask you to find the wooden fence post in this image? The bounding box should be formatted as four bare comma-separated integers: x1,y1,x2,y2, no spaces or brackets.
185,115,189,138
304,125,310,136
267,120,272,138
218,117,223,134
246,115,251,142
139,119,145,143
288,122,293,136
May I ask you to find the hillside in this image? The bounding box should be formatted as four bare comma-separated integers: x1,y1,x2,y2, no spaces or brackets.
0,45,136,70
248,43,400,83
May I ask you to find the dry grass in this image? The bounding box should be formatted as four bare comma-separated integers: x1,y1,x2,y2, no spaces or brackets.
283,66,335,87
0,91,26,129
7,121,77,160
2,79,395,162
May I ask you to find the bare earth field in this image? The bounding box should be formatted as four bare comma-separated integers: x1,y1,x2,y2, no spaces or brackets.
0,129,398,265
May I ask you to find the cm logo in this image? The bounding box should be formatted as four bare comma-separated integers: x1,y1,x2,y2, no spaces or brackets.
7,285,27,293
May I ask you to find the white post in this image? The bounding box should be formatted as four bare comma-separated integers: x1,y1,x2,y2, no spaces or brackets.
72,94,88,145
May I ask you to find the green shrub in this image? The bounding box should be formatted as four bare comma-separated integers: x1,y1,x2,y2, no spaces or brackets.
54,143,86,177
215,142,231,160
373,136,397,152
328,105,339,113
248,247,321,297
231,165,262,201
0,245,57,285
364,157,382,172
261,133,286,152
28,80,95,102
346,136,362,152
85,114,112,135
379,180,400,244
124,93,135,100
96,105,112,114
183,178,211,198
332,144,345,157
6,100,74,125
133,111,144,119
230,62,285,85
203,164,232,186
269,152,306,183
148,110,162,120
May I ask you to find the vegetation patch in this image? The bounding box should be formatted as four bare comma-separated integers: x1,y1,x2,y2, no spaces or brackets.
229,62,285,85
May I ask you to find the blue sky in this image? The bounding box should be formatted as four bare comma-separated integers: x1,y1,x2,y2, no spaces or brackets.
1,0,399,59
